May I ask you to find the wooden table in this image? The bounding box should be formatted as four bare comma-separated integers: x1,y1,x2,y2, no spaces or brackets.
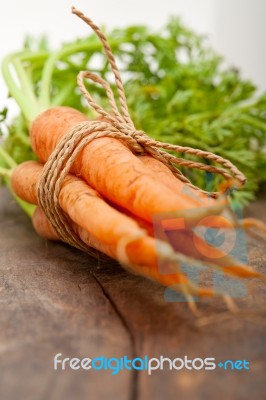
0,188,265,400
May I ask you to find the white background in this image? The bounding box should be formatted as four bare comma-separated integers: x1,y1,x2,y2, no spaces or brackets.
1,0,266,114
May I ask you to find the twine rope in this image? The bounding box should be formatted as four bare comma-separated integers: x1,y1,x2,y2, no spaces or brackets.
37,7,246,253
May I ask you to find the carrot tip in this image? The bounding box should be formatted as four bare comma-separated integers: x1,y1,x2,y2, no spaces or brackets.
116,230,146,265
223,295,238,313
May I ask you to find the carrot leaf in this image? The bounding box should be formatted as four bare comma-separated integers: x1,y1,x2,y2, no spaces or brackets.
1,18,266,206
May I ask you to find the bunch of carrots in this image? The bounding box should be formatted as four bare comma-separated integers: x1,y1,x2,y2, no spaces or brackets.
1,7,265,311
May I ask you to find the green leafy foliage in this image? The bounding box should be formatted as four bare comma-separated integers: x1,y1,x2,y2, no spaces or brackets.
1,18,266,205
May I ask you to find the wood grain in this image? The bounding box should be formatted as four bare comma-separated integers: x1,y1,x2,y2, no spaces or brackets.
0,188,265,400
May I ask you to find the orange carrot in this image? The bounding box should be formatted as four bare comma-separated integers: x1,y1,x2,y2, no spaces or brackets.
139,155,215,207
138,155,263,279
165,227,261,279
12,161,149,246
111,199,262,280
138,155,252,234
13,161,263,283
32,206,215,298
12,161,199,290
30,106,225,225
140,154,266,237
32,207,59,241
110,202,154,236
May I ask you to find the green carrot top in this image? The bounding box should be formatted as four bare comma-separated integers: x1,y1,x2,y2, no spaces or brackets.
1,18,266,208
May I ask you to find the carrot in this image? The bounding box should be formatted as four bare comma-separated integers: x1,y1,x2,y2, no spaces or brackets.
242,218,266,234
139,155,215,207
13,161,263,283
30,106,225,225
111,200,262,280
140,155,266,236
139,155,264,279
11,161,147,246
32,205,215,299
138,155,257,231
110,202,154,236
98,116,216,208
128,208,262,280
11,161,199,289
165,227,261,279
32,207,58,241
32,206,159,272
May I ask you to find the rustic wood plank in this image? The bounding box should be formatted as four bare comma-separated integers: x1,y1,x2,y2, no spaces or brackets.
0,189,134,400
1,187,266,400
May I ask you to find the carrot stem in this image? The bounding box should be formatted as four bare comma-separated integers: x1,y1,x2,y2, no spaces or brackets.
2,40,123,124
12,58,39,115
0,147,17,168
0,166,12,178
39,40,121,111
51,81,76,106
1,54,35,122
